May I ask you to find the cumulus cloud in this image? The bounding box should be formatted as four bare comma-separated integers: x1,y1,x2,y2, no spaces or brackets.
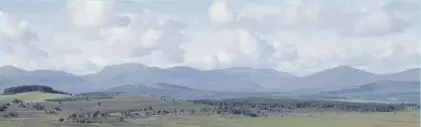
209,0,235,25
0,11,38,42
0,0,418,75
66,0,115,28
0,11,48,69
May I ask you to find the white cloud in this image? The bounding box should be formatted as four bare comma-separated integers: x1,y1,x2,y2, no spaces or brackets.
0,0,419,75
66,0,115,28
0,11,38,42
353,9,392,35
209,0,235,25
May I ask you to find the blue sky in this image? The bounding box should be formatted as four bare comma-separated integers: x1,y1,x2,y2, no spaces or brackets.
0,0,419,76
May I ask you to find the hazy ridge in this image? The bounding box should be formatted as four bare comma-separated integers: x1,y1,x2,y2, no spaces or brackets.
0,64,419,102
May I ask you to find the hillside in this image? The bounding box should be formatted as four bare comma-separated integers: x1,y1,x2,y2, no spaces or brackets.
286,66,420,92
3,85,70,95
0,92,70,102
0,66,95,93
84,64,291,92
104,82,213,100
383,68,420,82
0,64,419,94
305,81,420,103
104,82,294,100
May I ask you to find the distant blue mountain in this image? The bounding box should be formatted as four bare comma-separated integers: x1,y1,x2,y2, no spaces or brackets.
306,81,420,103
84,63,297,92
104,82,292,100
103,82,210,100
0,64,419,96
0,66,94,93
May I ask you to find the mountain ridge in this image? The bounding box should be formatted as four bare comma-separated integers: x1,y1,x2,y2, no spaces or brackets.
306,80,420,103
0,64,419,93
2,64,417,77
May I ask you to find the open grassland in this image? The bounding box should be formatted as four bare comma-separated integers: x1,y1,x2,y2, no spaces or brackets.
0,111,417,127
132,111,420,127
0,93,418,127
0,92,70,102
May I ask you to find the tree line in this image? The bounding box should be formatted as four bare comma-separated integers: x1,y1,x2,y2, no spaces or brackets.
3,85,69,95
187,97,420,117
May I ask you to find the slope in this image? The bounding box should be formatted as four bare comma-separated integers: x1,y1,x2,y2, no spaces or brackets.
306,81,420,103
103,82,213,100
86,64,295,92
287,66,420,92
0,66,94,93
0,92,70,102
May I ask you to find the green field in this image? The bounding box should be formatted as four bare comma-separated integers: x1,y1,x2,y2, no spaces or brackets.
0,92,70,102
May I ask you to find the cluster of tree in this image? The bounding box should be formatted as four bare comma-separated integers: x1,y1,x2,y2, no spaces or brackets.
61,111,122,123
187,98,420,117
0,103,9,112
0,99,56,119
46,96,113,102
46,92,121,102
60,105,209,124
3,85,69,95
2,112,18,118
0,102,16,118
74,92,122,97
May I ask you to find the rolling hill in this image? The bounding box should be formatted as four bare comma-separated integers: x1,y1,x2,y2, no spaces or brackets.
0,92,70,102
285,66,420,92
305,81,420,103
84,63,295,92
104,82,293,100
0,66,95,93
103,82,211,99
0,64,419,95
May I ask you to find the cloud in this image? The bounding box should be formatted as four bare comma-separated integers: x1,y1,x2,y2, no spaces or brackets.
0,11,48,69
66,0,115,28
209,0,235,25
0,11,38,42
353,9,392,35
0,0,418,75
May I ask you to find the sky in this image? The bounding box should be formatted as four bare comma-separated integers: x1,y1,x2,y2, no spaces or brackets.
0,0,419,76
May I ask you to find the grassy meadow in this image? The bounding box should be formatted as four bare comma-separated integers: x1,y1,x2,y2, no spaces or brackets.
0,93,418,127
0,111,417,127
0,92,70,102
131,111,420,127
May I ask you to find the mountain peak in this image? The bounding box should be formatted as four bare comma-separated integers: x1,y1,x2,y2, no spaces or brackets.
0,65,24,71
328,66,371,73
0,65,26,75
401,68,420,73
305,66,373,79
167,66,197,71
332,66,357,70
31,70,76,77
100,63,147,72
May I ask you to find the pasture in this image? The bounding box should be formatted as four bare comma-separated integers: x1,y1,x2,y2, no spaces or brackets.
0,93,418,127
0,92,70,102
131,111,419,127
0,110,418,127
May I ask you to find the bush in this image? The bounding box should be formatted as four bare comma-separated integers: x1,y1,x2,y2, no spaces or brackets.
45,92,119,102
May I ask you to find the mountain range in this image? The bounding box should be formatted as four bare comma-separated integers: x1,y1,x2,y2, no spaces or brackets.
305,80,420,103
103,82,293,100
0,63,419,95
